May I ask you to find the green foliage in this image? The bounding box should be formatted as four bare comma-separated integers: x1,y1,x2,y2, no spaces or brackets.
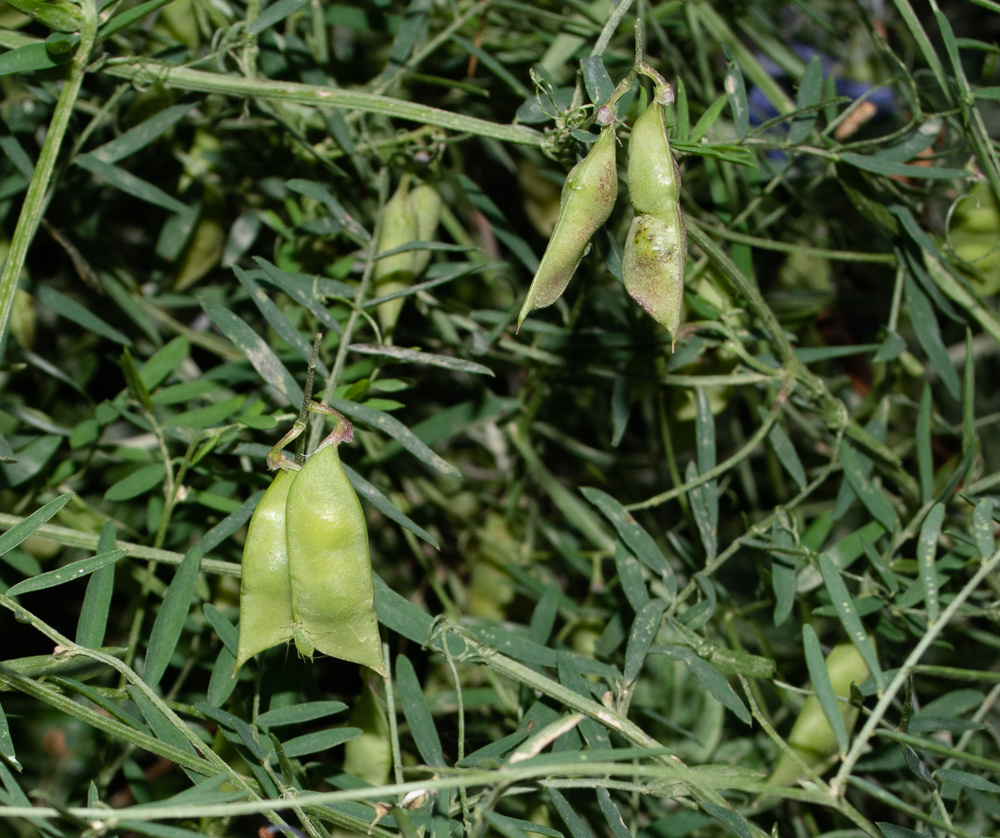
0,2,998,838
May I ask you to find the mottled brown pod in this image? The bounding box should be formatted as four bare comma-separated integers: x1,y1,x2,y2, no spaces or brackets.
622,212,686,343
623,93,687,346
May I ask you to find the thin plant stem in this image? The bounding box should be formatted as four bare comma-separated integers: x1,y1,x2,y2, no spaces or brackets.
833,545,1000,792
0,1,98,359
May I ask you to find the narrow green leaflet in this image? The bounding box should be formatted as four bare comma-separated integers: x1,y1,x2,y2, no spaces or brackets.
875,119,943,163
342,463,439,548
234,266,329,377
104,463,168,501
0,43,73,77
624,600,667,683
0,494,72,557
818,554,886,693
687,460,718,562
905,274,961,400
253,259,345,331
140,336,189,390
556,654,610,750
88,102,196,164
6,550,127,597
935,768,1000,793
916,384,934,504
840,151,969,180
596,788,632,838
76,522,118,649
0,699,19,771
36,286,132,347
270,727,361,760
75,155,190,214
348,343,494,376
331,398,459,477
488,813,563,838
285,180,371,245
144,546,203,687
396,654,445,766
169,396,247,429
840,444,898,531
128,686,201,782
700,801,753,838
550,788,596,838
758,406,806,489
723,47,750,139
201,491,264,555
690,93,728,143
581,487,674,592
98,0,177,39
580,55,614,107
255,701,349,728
771,516,797,627
918,503,945,625
1,648,126,687
200,298,303,406
788,54,823,144
246,0,309,34
876,825,926,838
653,646,751,724
802,624,849,754
973,498,994,559
615,541,650,612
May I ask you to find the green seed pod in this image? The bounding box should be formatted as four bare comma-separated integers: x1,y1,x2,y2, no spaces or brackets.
377,181,441,334
623,94,687,346
374,177,419,336
622,212,686,343
518,122,619,329
235,468,296,672
286,441,384,674
410,182,442,276
767,641,871,787
627,100,680,215
949,180,1000,296
343,670,393,786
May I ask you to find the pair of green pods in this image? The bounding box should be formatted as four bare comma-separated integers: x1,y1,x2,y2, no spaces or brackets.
518,90,687,346
373,176,442,336
235,436,383,676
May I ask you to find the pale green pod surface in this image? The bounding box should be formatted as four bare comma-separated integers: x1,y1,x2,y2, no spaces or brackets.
622,211,687,344
286,443,384,675
767,642,871,787
343,671,393,786
235,468,297,672
518,124,619,328
373,179,419,289
378,182,441,334
627,101,680,216
410,182,442,276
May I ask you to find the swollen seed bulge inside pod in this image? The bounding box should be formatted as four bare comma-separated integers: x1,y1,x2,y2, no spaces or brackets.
622,212,687,345
517,124,619,327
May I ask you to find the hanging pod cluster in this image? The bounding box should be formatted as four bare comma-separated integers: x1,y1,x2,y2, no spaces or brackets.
518,83,687,346
235,408,384,676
